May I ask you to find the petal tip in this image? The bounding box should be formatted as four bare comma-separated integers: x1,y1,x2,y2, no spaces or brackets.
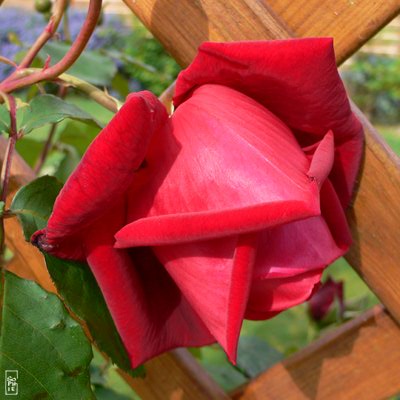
31,229,55,253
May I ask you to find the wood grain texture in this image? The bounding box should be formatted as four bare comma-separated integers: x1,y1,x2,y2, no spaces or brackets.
345,106,400,324
123,0,292,66
123,0,400,65
232,306,400,400
268,0,400,63
119,349,229,400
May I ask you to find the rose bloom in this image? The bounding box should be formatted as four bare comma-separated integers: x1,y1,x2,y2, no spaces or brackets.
308,276,345,321
32,39,363,367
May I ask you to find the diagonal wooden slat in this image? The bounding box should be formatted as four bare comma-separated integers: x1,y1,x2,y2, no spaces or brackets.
268,0,400,63
123,0,400,325
119,348,229,400
123,0,400,65
345,107,400,323
231,306,400,400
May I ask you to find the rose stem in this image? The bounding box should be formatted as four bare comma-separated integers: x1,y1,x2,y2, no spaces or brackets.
0,0,102,94
0,57,17,68
0,0,68,92
34,85,68,174
19,0,69,69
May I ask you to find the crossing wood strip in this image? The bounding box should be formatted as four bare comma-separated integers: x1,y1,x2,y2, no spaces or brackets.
122,0,293,66
267,0,400,63
122,0,400,65
118,349,230,400
231,306,400,400
345,107,400,324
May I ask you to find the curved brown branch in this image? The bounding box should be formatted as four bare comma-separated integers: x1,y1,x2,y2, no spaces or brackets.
0,0,102,94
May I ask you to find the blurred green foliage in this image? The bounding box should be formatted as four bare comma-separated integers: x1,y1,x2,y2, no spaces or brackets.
342,54,400,124
120,20,180,95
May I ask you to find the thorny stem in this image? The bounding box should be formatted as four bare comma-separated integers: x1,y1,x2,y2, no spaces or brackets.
0,56,17,68
34,86,68,174
0,0,69,92
56,73,121,112
19,0,69,70
0,0,102,94
14,69,121,112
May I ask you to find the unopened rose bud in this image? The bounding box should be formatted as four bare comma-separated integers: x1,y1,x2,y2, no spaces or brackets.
308,276,344,322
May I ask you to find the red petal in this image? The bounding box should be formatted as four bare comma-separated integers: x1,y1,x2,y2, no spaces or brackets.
155,233,258,363
246,269,323,320
116,84,320,247
174,39,363,206
319,179,352,249
44,91,169,243
85,206,214,367
248,181,350,300
253,215,346,281
115,201,317,247
307,130,334,188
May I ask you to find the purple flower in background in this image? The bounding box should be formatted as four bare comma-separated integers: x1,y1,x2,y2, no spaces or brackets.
308,276,344,321
0,8,44,79
0,7,128,80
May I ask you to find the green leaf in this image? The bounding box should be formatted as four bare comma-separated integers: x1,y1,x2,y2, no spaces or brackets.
53,144,81,183
11,176,143,376
20,95,102,134
0,272,94,399
10,176,63,241
16,138,44,167
236,336,283,378
42,42,117,86
0,105,10,134
44,254,144,377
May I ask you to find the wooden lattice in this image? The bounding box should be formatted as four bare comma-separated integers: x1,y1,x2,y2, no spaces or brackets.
3,0,400,399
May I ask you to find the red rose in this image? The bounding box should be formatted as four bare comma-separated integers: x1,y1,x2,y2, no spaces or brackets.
32,38,363,367
308,276,345,322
